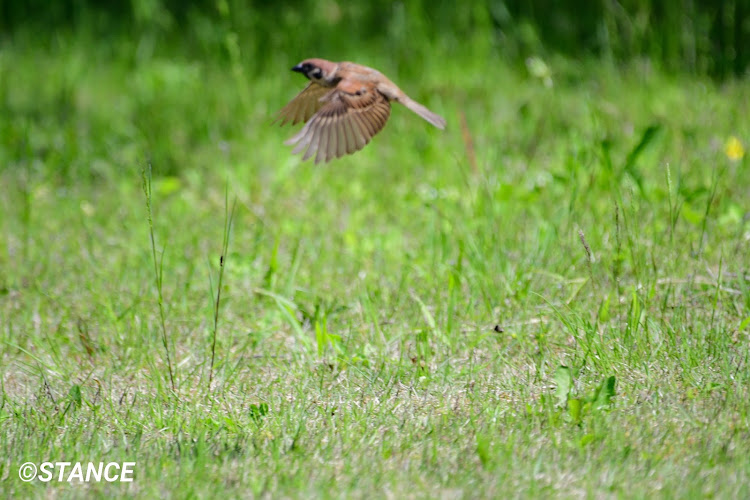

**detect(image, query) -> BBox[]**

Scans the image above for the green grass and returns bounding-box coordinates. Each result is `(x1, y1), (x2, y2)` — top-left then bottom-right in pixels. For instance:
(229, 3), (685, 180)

(1, 31), (749, 498)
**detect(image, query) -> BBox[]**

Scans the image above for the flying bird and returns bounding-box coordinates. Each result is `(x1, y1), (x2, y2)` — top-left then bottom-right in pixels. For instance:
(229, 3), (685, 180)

(277, 58), (446, 163)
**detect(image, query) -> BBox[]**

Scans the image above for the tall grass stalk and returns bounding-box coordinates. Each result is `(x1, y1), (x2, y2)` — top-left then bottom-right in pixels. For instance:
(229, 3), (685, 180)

(141, 163), (176, 394)
(208, 187), (237, 390)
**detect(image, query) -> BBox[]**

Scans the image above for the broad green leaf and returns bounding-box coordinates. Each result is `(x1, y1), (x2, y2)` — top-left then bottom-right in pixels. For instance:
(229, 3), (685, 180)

(579, 434), (595, 447)
(476, 434), (492, 469)
(568, 398), (582, 423)
(154, 176), (182, 197)
(554, 366), (572, 407)
(681, 203), (703, 225)
(249, 403), (269, 424)
(593, 376), (616, 410)
(69, 384), (82, 408)
(622, 124), (661, 195)
(598, 296), (611, 323)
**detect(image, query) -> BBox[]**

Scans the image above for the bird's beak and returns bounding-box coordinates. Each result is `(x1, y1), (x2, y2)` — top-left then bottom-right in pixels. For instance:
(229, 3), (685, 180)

(291, 64), (304, 73)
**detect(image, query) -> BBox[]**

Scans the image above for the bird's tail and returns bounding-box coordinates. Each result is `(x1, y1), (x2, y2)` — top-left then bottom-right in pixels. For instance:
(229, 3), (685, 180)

(400, 97), (446, 129)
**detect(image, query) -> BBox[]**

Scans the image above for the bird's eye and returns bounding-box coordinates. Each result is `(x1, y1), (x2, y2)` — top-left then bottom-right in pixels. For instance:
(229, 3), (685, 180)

(310, 68), (322, 78)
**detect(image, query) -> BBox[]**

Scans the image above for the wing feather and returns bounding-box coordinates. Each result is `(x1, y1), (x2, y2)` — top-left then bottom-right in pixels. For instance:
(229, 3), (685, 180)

(343, 120), (358, 153)
(325, 116), (338, 162)
(314, 116), (331, 164)
(348, 114), (369, 150)
(284, 84), (391, 163)
(276, 83), (331, 126)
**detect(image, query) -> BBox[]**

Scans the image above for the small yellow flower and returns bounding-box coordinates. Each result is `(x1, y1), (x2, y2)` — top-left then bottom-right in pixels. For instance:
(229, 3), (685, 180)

(725, 136), (745, 161)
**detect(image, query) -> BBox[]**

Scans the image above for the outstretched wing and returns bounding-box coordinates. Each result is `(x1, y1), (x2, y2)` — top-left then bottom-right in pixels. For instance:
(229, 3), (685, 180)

(285, 82), (391, 164)
(276, 83), (331, 126)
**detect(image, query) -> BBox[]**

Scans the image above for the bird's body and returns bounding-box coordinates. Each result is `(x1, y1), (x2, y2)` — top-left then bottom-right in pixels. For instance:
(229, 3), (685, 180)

(277, 58), (446, 163)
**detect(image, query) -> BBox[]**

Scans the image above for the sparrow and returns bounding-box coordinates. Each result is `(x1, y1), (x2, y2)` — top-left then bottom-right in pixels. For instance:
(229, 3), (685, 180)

(277, 58), (446, 163)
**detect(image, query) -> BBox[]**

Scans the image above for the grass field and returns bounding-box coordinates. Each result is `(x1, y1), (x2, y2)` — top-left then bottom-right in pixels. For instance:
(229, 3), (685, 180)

(1, 29), (750, 498)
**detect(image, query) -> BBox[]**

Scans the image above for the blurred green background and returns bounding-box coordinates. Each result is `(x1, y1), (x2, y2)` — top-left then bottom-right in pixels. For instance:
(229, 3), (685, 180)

(3, 0), (748, 78)
(2, 0), (747, 182)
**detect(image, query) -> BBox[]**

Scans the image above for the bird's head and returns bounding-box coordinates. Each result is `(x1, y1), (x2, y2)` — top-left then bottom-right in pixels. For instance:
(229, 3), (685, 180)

(292, 59), (338, 84)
